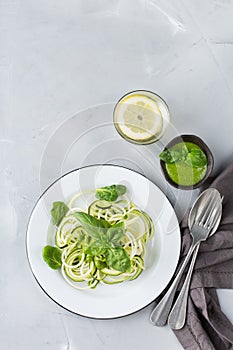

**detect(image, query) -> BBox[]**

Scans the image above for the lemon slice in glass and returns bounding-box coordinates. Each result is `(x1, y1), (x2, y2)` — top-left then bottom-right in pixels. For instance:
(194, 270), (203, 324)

(114, 91), (168, 144)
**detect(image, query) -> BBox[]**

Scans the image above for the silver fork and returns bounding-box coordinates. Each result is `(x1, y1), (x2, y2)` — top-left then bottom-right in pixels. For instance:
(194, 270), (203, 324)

(150, 188), (221, 326)
(168, 195), (222, 329)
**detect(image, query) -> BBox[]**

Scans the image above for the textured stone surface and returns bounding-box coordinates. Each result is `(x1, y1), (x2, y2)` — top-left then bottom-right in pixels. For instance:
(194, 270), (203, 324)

(1, 1), (233, 349)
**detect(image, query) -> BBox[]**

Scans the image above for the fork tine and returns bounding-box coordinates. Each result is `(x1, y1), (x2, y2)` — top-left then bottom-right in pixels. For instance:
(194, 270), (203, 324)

(194, 190), (218, 225)
(208, 208), (222, 235)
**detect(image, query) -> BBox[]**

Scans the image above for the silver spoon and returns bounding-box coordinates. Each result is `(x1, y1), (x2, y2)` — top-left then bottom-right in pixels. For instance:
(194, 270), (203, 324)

(168, 190), (222, 329)
(150, 188), (221, 326)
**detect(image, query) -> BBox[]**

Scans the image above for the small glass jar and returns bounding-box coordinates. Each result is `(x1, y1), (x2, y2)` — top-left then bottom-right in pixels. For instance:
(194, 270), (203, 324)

(113, 90), (170, 145)
(160, 134), (214, 190)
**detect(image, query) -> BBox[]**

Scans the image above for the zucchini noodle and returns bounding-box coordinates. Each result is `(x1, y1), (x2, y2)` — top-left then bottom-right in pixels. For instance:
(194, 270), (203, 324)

(54, 190), (154, 290)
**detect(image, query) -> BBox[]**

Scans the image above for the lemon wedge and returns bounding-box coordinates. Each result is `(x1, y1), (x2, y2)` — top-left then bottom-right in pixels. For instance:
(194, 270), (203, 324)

(114, 93), (163, 143)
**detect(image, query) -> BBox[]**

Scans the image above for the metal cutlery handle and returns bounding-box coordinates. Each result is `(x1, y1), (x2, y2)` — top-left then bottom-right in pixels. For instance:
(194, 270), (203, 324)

(168, 243), (200, 330)
(168, 196), (223, 330)
(150, 243), (196, 326)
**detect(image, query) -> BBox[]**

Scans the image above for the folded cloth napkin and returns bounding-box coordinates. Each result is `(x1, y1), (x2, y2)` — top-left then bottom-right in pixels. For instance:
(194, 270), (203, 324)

(173, 163), (233, 350)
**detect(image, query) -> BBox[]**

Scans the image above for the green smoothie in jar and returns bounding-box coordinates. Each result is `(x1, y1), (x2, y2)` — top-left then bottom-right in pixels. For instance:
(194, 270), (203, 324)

(159, 142), (208, 186)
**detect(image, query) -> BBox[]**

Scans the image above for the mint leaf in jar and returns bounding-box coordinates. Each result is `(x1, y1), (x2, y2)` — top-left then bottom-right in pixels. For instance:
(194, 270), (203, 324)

(159, 144), (188, 164)
(185, 148), (207, 167)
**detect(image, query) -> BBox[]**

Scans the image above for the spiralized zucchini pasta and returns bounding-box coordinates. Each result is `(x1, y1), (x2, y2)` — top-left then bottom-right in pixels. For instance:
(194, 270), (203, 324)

(42, 184), (154, 290)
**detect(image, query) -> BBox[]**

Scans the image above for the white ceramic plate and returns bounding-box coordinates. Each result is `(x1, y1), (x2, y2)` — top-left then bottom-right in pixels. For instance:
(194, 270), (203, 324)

(26, 165), (181, 319)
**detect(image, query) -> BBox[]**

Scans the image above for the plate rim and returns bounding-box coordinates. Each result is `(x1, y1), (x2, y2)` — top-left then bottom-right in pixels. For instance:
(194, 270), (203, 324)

(26, 163), (181, 319)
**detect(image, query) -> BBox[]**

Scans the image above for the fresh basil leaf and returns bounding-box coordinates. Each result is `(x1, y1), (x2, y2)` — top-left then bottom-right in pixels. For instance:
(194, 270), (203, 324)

(96, 186), (118, 201)
(106, 222), (125, 245)
(159, 145), (188, 164)
(185, 149), (207, 167)
(172, 147), (188, 162)
(115, 185), (127, 196)
(74, 212), (110, 228)
(159, 149), (175, 163)
(75, 231), (86, 245)
(106, 247), (131, 272)
(50, 201), (69, 226)
(74, 212), (109, 239)
(42, 245), (62, 270)
(85, 241), (108, 256)
(96, 184), (127, 202)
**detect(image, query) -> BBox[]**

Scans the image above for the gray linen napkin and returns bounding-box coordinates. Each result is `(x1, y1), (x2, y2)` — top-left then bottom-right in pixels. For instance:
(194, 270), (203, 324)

(173, 162), (233, 350)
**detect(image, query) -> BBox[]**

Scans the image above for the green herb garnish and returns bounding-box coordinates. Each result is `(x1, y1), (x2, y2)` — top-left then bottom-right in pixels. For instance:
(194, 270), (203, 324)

(159, 144), (188, 164)
(42, 245), (62, 269)
(50, 201), (69, 226)
(185, 148), (207, 167)
(159, 144), (207, 168)
(74, 212), (110, 240)
(106, 247), (131, 272)
(74, 212), (130, 272)
(95, 184), (127, 202)
(106, 222), (125, 245)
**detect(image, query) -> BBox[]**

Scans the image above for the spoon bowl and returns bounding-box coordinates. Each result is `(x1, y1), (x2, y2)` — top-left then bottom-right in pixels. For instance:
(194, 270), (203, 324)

(188, 188), (222, 238)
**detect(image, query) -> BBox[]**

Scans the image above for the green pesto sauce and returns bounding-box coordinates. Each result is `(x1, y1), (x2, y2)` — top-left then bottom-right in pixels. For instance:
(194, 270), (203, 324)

(165, 142), (207, 186)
